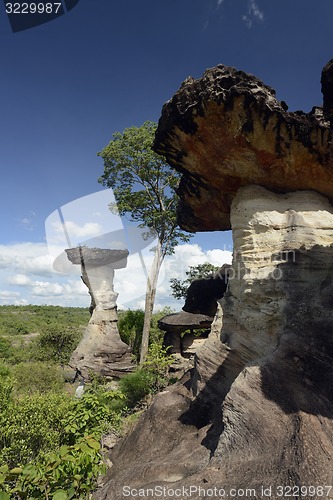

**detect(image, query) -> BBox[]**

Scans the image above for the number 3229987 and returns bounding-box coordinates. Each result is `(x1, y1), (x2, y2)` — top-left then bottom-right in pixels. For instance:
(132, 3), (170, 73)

(6, 3), (62, 14)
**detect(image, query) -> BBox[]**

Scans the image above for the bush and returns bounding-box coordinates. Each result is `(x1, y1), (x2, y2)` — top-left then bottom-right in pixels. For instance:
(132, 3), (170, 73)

(0, 436), (105, 499)
(118, 309), (144, 361)
(11, 362), (64, 395)
(142, 342), (174, 392)
(0, 379), (13, 412)
(119, 369), (153, 407)
(62, 389), (124, 445)
(0, 337), (12, 360)
(0, 362), (11, 378)
(0, 386), (125, 496)
(33, 323), (83, 364)
(0, 392), (70, 467)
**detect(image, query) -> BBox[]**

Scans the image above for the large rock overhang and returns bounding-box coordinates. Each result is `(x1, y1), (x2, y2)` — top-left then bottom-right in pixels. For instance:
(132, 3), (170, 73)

(153, 64), (333, 232)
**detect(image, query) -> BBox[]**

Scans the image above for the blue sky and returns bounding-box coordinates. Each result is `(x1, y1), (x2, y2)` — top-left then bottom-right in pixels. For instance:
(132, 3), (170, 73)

(0, 0), (332, 308)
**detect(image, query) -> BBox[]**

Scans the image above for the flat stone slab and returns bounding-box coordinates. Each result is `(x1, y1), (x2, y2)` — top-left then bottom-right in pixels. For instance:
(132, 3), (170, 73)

(65, 246), (129, 268)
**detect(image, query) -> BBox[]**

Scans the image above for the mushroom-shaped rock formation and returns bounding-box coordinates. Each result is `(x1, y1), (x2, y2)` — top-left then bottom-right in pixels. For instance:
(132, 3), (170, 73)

(158, 265), (230, 359)
(66, 246), (134, 380)
(154, 63), (333, 232)
(96, 63), (333, 499)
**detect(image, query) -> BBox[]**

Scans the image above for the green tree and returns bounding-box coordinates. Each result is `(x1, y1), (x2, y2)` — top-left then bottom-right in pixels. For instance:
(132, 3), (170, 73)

(170, 262), (220, 300)
(98, 121), (191, 363)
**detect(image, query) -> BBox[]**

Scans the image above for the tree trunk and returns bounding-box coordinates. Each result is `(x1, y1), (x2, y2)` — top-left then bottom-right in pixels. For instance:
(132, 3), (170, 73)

(140, 240), (163, 364)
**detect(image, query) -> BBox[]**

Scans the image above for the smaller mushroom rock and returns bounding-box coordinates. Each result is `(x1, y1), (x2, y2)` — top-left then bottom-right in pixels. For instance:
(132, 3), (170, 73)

(159, 265), (230, 358)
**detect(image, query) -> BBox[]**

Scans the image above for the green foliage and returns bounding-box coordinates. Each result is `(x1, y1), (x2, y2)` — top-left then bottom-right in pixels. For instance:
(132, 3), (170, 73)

(0, 436), (105, 499)
(119, 369), (154, 407)
(0, 379), (13, 412)
(142, 342), (174, 392)
(0, 306), (88, 367)
(118, 309), (144, 360)
(0, 392), (70, 467)
(0, 305), (177, 498)
(0, 337), (12, 360)
(118, 308), (173, 362)
(0, 386), (125, 497)
(98, 121), (191, 258)
(170, 262), (220, 300)
(120, 342), (174, 406)
(11, 362), (64, 395)
(0, 362), (11, 378)
(62, 389), (125, 444)
(0, 305), (89, 337)
(32, 323), (83, 364)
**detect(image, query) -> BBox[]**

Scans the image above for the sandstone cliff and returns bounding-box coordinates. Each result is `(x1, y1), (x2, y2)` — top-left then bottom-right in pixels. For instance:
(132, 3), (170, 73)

(96, 63), (333, 499)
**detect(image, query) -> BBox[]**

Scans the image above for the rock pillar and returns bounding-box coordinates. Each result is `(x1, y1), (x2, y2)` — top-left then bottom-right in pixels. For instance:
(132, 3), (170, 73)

(96, 186), (333, 498)
(66, 246), (134, 379)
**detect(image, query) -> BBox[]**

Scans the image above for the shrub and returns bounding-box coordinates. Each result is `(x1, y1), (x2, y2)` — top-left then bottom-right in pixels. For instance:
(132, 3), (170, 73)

(0, 362), (11, 378)
(0, 379), (13, 412)
(11, 362), (64, 395)
(118, 309), (144, 361)
(119, 369), (153, 407)
(32, 323), (83, 364)
(0, 392), (70, 467)
(142, 342), (174, 392)
(62, 389), (124, 445)
(0, 337), (12, 360)
(0, 436), (105, 499)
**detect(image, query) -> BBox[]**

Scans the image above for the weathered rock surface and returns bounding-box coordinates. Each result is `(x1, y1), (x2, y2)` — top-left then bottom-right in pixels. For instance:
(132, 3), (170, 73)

(66, 247), (134, 379)
(96, 62), (333, 499)
(96, 186), (333, 499)
(154, 64), (333, 232)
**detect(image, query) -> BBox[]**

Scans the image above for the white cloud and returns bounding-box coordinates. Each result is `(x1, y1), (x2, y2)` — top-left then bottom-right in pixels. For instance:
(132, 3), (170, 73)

(7, 274), (33, 286)
(242, 0), (264, 28)
(0, 243), (56, 277)
(51, 220), (104, 242)
(0, 291), (20, 299)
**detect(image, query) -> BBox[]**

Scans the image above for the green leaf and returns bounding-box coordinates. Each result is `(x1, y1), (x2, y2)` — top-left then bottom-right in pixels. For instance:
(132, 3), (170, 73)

(77, 442), (92, 454)
(0, 492), (11, 500)
(52, 491), (69, 500)
(59, 445), (69, 456)
(9, 467), (22, 475)
(85, 438), (100, 451)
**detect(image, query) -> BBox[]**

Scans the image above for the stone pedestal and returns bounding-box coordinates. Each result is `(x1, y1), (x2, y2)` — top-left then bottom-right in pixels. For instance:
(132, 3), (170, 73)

(66, 247), (134, 379)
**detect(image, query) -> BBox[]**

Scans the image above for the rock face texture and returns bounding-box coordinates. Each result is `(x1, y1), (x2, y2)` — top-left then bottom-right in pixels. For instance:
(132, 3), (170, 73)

(66, 247), (134, 379)
(96, 62), (333, 499)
